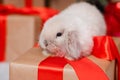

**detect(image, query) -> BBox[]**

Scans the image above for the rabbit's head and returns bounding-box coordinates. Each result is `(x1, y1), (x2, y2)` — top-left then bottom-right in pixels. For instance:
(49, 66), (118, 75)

(39, 16), (83, 59)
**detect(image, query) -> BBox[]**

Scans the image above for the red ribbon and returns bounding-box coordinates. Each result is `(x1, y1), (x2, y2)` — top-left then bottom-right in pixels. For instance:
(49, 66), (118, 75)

(104, 2), (120, 36)
(25, 0), (32, 7)
(38, 36), (120, 80)
(0, 15), (6, 61)
(67, 58), (109, 80)
(92, 36), (115, 60)
(38, 57), (67, 80)
(0, 5), (59, 24)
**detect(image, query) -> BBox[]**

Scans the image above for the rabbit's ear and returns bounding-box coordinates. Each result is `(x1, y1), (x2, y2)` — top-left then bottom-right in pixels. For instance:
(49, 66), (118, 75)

(65, 31), (81, 59)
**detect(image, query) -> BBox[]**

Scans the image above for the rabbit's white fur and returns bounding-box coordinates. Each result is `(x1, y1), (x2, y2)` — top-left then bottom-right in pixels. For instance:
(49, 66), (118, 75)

(39, 2), (106, 60)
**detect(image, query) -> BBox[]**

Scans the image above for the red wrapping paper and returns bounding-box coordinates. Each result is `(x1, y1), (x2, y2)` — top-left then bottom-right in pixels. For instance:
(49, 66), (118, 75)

(104, 2), (120, 36)
(38, 36), (120, 80)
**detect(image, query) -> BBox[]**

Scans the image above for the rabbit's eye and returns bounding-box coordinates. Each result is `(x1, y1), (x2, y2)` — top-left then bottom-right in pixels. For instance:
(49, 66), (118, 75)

(56, 32), (62, 37)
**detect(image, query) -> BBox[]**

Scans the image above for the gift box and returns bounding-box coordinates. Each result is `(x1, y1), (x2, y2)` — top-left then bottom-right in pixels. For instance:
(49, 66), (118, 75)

(10, 48), (79, 80)
(0, 4), (59, 62)
(0, 15), (41, 62)
(2, 0), (45, 8)
(10, 36), (120, 80)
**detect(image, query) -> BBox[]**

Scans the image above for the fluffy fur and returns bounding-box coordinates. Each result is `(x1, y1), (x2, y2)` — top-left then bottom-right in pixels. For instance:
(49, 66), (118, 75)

(39, 2), (106, 60)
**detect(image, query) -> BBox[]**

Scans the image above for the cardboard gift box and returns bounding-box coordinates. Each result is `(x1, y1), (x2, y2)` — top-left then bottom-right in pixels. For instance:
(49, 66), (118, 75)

(0, 15), (41, 62)
(10, 48), (79, 80)
(1, 0), (45, 8)
(10, 36), (120, 80)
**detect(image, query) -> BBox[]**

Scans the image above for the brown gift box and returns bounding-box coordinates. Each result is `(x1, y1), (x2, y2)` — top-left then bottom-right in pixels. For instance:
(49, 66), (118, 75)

(10, 38), (120, 80)
(4, 15), (41, 62)
(10, 48), (79, 80)
(1, 0), (44, 8)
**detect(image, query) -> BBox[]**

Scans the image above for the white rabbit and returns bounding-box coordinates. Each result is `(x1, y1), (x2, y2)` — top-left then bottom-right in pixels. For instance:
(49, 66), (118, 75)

(39, 2), (106, 60)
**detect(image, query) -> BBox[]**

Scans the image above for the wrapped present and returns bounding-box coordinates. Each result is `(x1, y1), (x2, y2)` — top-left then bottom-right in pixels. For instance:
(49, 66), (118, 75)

(0, 5), (58, 62)
(2, 0), (45, 8)
(0, 14), (41, 62)
(10, 36), (120, 80)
